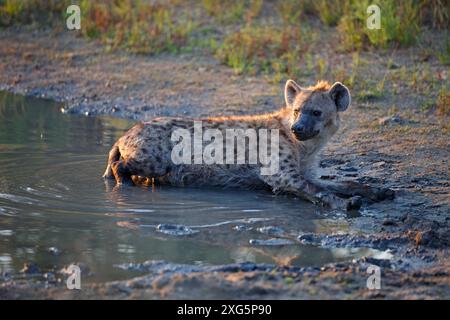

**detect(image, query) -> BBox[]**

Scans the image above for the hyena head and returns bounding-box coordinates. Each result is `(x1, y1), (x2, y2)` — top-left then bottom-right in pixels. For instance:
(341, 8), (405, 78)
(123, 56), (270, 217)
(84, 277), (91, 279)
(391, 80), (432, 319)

(284, 79), (351, 142)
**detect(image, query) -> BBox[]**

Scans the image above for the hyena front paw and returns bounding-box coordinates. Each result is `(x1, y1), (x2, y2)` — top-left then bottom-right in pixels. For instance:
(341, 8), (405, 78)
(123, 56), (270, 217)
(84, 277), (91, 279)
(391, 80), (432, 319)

(330, 182), (393, 203)
(373, 187), (395, 201)
(316, 192), (362, 211)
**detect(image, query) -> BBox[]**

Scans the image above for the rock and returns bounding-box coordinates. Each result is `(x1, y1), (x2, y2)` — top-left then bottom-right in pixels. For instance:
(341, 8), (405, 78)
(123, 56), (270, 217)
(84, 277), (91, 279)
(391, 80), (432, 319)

(372, 161), (386, 168)
(387, 61), (401, 69)
(319, 175), (336, 180)
(378, 115), (404, 126)
(60, 262), (90, 275)
(249, 238), (294, 246)
(297, 233), (321, 245)
(375, 188), (395, 201)
(361, 256), (392, 268)
(414, 229), (450, 248)
(156, 224), (198, 236)
(319, 158), (345, 168)
(256, 226), (284, 236)
(338, 166), (358, 172)
(20, 262), (40, 274)
(48, 247), (61, 256)
(382, 219), (397, 226)
(233, 225), (252, 231)
(44, 272), (56, 283)
(347, 196), (363, 211)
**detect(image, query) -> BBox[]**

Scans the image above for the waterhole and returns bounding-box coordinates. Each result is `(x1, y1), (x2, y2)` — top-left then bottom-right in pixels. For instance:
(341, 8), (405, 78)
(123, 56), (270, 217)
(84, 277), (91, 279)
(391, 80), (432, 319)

(0, 91), (389, 282)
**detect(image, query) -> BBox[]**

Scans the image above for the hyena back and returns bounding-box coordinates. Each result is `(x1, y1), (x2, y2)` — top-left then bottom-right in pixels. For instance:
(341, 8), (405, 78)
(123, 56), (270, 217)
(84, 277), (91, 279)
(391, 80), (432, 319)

(104, 80), (394, 210)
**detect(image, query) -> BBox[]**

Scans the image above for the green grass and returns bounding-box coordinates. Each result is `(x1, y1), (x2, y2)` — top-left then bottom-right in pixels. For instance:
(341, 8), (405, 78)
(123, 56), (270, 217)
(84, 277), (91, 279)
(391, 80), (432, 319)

(0, 0), (448, 74)
(201, 0), (263, 24)
(0, 0), (69, 26)
(355, 88), (384, 103)
(337, 0), (421, 50)
(215, 25), (314, 75)
(436, 35), (450, 66)
(277, 0), (308, 25)
(79, 0), (196, 54)
(314, 0), (344, 27)
(0, 0), (196, 54)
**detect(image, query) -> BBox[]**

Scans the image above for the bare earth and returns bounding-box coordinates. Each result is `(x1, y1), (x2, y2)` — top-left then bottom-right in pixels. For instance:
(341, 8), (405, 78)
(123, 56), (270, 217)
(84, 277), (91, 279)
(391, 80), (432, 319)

(0, 28), (448, 299)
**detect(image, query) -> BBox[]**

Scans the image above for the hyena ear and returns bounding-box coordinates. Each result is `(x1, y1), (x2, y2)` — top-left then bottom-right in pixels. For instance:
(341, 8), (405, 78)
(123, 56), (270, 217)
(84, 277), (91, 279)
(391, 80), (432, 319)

(284, 79), (302, 108)
(329, 82), (351, 112)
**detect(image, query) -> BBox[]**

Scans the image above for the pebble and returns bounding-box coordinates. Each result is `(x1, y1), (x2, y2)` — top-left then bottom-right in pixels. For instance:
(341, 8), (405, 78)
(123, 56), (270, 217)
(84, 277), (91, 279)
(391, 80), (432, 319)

(249, 238), (294, 246)
(378, 115), (404, 126)
(372, 161), (386, 168)
(382, 219), (397, 226)
(297, 233), (322, 245)
(156, 224), (198, 236)
(60, 262), (90, 275)
(233, 225), (252, 231)
(48, 247), (61, 256)
(256, 226), (284, 236)
(338, 166), (358, 172)
(44, 272), (56, 283)
(21, 262), (40, 274)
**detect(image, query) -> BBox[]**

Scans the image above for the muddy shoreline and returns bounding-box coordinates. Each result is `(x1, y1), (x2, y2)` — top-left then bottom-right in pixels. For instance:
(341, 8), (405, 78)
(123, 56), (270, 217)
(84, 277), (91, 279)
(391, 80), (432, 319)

(0, 28), (449, 299)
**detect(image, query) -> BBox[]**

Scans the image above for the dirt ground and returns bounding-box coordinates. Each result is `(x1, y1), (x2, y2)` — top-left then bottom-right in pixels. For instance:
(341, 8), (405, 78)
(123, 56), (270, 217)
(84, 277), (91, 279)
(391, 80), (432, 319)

(0, 28), (448, 299)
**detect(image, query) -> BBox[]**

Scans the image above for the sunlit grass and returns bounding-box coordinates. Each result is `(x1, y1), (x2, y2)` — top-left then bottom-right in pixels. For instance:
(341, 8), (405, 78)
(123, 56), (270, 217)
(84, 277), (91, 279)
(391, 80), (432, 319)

(80, 0), (196, 54)
(337, 0), (421, 50)
(0, 0), (447, 76)
(215, 25), (314, 76)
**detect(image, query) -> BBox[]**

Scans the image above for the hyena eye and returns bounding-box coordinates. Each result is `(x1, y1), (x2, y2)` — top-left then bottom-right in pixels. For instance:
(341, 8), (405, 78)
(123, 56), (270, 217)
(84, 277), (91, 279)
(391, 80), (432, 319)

(313, 110), (322, 117)
(293, 109), (300, 117)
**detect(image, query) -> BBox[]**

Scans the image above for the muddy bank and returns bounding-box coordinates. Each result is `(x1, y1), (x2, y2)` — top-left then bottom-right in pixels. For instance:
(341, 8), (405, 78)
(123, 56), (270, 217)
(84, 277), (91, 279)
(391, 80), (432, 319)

(0, 28), (449, 299)
(1, 256), (449, 299)
(1, 218), (448, 299)
(0, 28), (278, 120)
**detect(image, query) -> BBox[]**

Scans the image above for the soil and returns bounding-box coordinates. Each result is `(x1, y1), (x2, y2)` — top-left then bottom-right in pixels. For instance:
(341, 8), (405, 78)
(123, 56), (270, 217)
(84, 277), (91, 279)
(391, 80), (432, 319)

(0, 27), (448, 300)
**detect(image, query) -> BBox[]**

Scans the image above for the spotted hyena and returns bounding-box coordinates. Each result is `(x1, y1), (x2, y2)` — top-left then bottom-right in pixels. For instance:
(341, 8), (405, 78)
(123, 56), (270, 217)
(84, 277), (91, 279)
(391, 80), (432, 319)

(103, 80), (394, 210)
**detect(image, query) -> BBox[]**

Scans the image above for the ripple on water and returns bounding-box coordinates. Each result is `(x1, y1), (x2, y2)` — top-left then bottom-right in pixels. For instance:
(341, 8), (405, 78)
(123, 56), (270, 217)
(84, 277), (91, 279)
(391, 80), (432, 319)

(0, 230), (13, 236)
(0, 206), (19, 216)
(0, 193), (43, 206)
(23, 186), (63, 199)
(0, 254), (12, 273)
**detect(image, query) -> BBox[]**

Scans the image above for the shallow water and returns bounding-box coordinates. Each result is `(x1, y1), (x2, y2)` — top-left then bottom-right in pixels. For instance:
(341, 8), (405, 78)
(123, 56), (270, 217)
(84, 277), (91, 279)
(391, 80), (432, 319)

(0, 91), (388, 282)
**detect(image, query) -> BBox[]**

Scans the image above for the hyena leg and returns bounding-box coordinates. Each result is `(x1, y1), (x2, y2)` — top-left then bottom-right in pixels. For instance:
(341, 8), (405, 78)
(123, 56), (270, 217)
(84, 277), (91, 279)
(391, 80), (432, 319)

(321, 181), (395, 202)
(103, 144), (120, 179)
(263, 172), (361, 211)
(289, 180), (362, 211)
(111, 160), (134, 186)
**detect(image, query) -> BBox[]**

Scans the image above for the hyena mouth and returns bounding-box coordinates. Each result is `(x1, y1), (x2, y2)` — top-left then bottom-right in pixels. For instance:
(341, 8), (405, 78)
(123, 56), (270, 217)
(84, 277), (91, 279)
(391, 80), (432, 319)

(293, 130), (320, 141)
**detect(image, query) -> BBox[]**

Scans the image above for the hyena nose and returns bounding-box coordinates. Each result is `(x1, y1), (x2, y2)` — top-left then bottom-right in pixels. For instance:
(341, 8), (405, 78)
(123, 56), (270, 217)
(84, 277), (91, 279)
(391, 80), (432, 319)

(291, 125), (305, 135)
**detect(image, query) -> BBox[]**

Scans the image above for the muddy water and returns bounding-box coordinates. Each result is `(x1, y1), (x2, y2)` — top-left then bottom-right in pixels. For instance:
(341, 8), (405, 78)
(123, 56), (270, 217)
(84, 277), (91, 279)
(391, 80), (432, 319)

(0, 91), (388, 282)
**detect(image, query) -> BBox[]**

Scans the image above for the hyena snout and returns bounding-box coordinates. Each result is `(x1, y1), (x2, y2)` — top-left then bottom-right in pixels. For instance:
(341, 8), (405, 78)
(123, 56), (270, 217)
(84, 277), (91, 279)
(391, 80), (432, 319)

(291, 114), (320, 141)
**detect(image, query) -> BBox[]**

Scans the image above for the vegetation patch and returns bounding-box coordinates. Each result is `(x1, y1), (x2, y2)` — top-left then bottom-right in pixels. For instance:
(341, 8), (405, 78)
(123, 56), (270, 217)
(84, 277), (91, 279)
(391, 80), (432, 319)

(215, 25), (313, 75)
